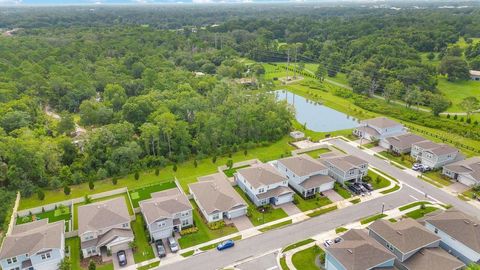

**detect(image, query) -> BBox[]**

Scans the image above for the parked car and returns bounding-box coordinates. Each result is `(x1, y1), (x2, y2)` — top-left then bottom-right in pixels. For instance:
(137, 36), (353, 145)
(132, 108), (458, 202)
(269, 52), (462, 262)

(421, 165), (431, 172)
(155, 240), (166, 258)
(412, 163), (422, 171)
(117, 250), (127, 266)
(334, 237), (342, 244)
(354, 183), (368, 193)
(168, 236), (179, 253)
(347, 184), (361, 195)
(323, 239), (333, 247)
(362, 182), (374, 191)
(217, 239), (235, 251)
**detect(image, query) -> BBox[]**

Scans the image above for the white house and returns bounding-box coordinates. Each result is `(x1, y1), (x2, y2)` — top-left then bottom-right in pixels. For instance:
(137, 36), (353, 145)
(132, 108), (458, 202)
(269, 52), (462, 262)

(411, 140), (462, 169)
(77, 197), (134, 258)
(470, 70), (480, 81)
(0, 220), (65, 270)
(139, 188), (193, 241)
(235, 163), (294, 207)
(380, 133), (428, 154)
(289, 131), (305, 140)
(425, 209), (480, 264)
(353, 117), (406, 141)
(320, 155), (369, 184)
(276, 154), (335, 198)
(442, 157), (480, 187)
(189, 173), (248, 223)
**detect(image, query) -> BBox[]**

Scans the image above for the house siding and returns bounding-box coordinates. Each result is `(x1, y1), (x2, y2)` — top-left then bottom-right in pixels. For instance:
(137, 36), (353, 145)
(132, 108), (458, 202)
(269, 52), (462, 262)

(235, 172), (291, 207)
(325, 253), (346, 270)
(80, 222), (132, 258)
(275, 162), (333, 197)
(368, 229), (404, 260)
(0, 248), (64, 270)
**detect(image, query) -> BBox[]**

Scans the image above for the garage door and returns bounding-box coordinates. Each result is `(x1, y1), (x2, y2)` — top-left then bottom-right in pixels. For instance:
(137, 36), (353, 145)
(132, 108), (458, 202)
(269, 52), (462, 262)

(275, 193), (293, 205)
(152, 229), (172, 241)
(228, 207), (247, 219)
(459, 176), (477, 187)
(319, 181), (335, 192)
(110, 243), (130, 254)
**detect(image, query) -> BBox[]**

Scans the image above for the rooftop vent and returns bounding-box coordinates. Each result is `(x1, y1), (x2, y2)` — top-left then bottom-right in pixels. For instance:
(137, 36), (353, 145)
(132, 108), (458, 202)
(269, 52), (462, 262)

(396, 231), (403, 235)
(347, 249), (353, 254)
(464, 220), (471, 224)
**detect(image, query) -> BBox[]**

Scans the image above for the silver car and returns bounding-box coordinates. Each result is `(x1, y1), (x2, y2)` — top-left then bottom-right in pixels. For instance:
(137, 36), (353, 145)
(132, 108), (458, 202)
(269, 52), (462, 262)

(168, 236), (179, 253)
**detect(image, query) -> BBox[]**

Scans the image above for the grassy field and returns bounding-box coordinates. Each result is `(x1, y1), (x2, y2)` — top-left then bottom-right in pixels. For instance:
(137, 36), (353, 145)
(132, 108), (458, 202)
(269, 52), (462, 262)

(19, 136), (295, 210)
(223, 165), (250, 177)
(437, 77), (480, 112)
(129, 181), (177, 208)
(378, 151), (414, 168)
(399, 201), (430, 211)
(131, 214), (155, 263)
(307, 205), (337, 218)
(16, 206), (71, 232)
(423, 171), (452, 186)
(178, 200), (238, 249)
(291, 245), (323, 270)
(294, 194), (332, 212)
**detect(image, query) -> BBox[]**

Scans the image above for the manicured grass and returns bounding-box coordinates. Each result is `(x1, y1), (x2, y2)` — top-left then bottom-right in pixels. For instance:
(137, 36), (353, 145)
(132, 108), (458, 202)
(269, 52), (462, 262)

(349, 198), (360, 204)
(363, 142), (378, 149)
(66, 237), (113, 270)
(380, 185), (400, 195)
(365, 170), (391, 190)
(97, 264), (114, 270)
(291, 245), (324, 270)
(438, 77), (480, 112)
(16, 206), (71, 232)
(129, 181), (177, 208)
(131, 214), (155, 263)
(419, 176), (443, 188)
(378, 151), (414, 168)
(20, 136), (295, 210)
(178, 200), (238, 249)
(137, 262), (160, 270)
(233, 186), (288, 226)
(399, 201), (430, 211)
(280, 256), (290, 270)
(294, 194), (332, 212)
(180, 250), (194, 257)
(404, 207), (438, 219)
(334, 183), (352, 199)
(223, 165), (250, 177)
(360, 213), (387, 225)
(458, 194), (471, 201)
(283, 239), (315, 252)
(198, 235), (242, 251)
(335, 227), (348, 234)
(73, 193), (133, 230)
(423, 171), (452, 186)
(307, 205), (338, 218)
(389, 218), (397, 223)
(259, 220), (293, 232)
(291, 121), (354, 142)
(302, 148), (331, 158)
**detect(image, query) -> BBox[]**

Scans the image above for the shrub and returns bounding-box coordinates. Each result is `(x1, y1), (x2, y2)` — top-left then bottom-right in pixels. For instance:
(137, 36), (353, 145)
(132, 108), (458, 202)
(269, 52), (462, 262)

(63, 186), (71, 195)
(173, 164), (178, 172)
(207, 220), (225, 230)
(212, 156), (217, 163)
(226, 159), (233, 169)
(112, 177), (118, 185)
(88, 260), (96, 270)
(194, 160), (198, 168)
(155, 168), (160, 176)
(37, 190), (45, 200)
(88, 180), (94, 190)
(180, 227), (199, 236)
(134, 171), (140, 181)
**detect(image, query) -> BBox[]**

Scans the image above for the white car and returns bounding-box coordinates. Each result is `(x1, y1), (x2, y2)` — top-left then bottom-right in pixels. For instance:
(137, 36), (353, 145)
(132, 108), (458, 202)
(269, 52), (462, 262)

(323, 239), (333, 247)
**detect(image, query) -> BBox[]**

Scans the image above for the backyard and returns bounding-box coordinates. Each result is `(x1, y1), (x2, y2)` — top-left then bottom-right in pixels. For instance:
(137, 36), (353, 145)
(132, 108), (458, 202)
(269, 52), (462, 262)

(129, 181), (177, 208)
(16, 205), (71, 232)
(223, 165), (250, 177)
(131, 214), (155, 263)
(291, 245), (324, 270)
(301, 148), (331, 158)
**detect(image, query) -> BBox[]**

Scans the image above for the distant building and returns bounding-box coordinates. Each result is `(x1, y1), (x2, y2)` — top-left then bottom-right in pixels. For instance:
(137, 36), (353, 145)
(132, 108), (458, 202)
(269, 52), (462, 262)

(320, 155), (369, 184)
(289, 131), (305, 140)
(411, 141), (462, 169)
(442, 157), (480, 187)
(380, 133), (428, 154)
(470, 70), (480, 81)
(353, 117), (406, 141)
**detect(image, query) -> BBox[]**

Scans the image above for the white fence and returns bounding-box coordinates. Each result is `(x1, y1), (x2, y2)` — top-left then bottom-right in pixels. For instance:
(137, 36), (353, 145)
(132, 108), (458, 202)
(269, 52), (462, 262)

(291, 143), (331, 156)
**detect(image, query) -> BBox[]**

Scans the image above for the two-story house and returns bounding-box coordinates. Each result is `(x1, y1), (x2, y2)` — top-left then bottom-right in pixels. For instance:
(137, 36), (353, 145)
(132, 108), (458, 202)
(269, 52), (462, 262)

(276, 154), (335, 198)
(78, 197), (134, 258)
(368, 219), (464, 270)
(139, 188), (193, 241)
(189, 173), (248, 223)
(411, 140), (462, 169)
(380, 133), (428, 155)
(425, 209), (480, 264)
(235, 163), (294, 207)
(442, 157), (480, 187)
(0, 220), (65, 270)
(353, 117), (406, 141)
(320, 155), (369, 184)
(325, 229), (396, 270)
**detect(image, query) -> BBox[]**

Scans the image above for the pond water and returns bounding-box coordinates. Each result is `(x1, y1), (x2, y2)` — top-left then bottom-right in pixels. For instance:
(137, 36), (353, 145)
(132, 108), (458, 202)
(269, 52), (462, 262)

(274, 90), (359, 132)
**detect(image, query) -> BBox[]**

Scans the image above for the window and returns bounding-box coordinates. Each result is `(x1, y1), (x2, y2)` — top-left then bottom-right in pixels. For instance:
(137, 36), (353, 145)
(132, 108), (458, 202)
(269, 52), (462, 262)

(434, 228), (438, 234)
(212, 213), (220, 220)
(10, 267), (19, 270)
(122, 223), (128, 228)
(157, 221), (166, 227)
(386, 243), (394, 252)
(182, 219), (189, 226)
(7, 257), (17, 264)
(41, 252), (51, 260)
(258, 188), (265, 193)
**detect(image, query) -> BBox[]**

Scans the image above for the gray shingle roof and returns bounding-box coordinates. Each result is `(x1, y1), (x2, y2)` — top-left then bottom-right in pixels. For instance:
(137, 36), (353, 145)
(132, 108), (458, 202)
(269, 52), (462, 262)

(77, 197), (131, 235)
(0, 220), (64, 259)
(413, 141), (459, 156)
(361, 117), (402, 129)
(425, 209), (480, 253)
(384, 133), (428, 150)
(256, 186), (293, 200)
(368, 219), (440, 254)
(189, 173), (247, 215)
(402, 248), (464, 270)
(237, 163), (287, 189)
(300, 174), (335, 190)
(321, 155), (368, 172)
(277, 154), (327, 176)
(326, 229), (395, 270)
(139, 188), (192, 225)
(444, 157), (480, 182)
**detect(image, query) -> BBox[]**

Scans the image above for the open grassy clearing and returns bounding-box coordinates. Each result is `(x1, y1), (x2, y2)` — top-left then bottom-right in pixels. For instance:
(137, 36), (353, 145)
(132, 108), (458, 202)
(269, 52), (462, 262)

(437, 77), (480, 112)
(291, 245), (324, 270)
(129, 181), (177, 208)
(131, 214), (155, 263)
(223, 165), (250, 177)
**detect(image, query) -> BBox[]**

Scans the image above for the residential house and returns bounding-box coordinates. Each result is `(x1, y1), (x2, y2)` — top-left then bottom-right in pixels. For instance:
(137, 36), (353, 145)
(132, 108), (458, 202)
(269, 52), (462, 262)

(139, 188), (193, 241)
(189, 173), (248, 223)
(470, 70), (480, 81)
(442, 157), (480, 187)
(353, 117), (406, 141)
(368, 218), (464, 270)
(289, 131), (305, 140)
(411, 141), (462, 169)
(235, 163), (294, 206)
(380, 133), (428, 154)
(0, 220), (65, 270)
(325, 229), (396, 270)
(78, 197), (134, 258)
(425, 209), (480, 264)
(276, 154), (335, 198)
(320, 155), (369, 184)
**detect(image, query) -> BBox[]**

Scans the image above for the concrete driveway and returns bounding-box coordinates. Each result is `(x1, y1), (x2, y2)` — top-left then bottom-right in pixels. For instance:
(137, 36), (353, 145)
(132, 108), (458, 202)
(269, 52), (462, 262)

(278, 202), (301, 216)
(323, 190), (344, 203)
(446, 182), (470, 194)
(231, 216), (254, 231)
(113, 249), (134, 270)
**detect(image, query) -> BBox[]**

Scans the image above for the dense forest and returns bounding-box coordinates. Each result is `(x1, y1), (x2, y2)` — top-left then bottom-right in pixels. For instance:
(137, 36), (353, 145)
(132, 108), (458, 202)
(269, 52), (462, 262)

(1, 3), (480, 226)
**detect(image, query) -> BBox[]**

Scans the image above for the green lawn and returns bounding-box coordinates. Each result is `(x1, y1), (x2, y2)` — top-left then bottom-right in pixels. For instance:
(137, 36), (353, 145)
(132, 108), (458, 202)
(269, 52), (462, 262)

(73, 193), (134, 230)
(334, 183), (351, 199)
(66, 237), (113, 270)
(349, 198), (360, 204)
(223, 165), (250, 177)
(16, 206), (71, 232)
(291, 245), (324, 270)
(294, 194), (332, 212)
(178, 200), (238, 249)
(381, 185), (400, 194)
(423, 171), (452, 186)
(233, 186), (288, 226)
(283, 239), (315, 252)
(301, 148), (331, 158)
(378, 151), (414, 168)
(259, 220), (292, 232)
(438, 77), (480, 112)
(365, 170), (391, 190)
(307, 205), (338, 218)
(137, 262), (160, 270)
(129, 181), (177, 208)
(399, 201), (430, 211)
(131, 214), (155, 263)
(20, 136), (295, 210)
(280, 256), (290, 270)
(360, 213), (387, 225)
(335, 227), (348, 234)
(404, 207), (439, 219)
(180, 250), (194, 257)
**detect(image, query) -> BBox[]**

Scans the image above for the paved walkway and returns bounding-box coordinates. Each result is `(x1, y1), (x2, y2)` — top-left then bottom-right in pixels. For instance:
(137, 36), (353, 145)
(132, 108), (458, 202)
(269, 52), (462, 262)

(323, 190), (343, 203)
(279, 202), (302, 216)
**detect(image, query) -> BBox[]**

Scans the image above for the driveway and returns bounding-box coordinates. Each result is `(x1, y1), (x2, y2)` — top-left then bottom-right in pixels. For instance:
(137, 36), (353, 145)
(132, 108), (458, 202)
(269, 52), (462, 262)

(113, 249), (134, 270)
(230, 216), (254, 231)
(278, 202), (301, 216)
(446, 182), (470, 194)
(323, 190), (344, 203)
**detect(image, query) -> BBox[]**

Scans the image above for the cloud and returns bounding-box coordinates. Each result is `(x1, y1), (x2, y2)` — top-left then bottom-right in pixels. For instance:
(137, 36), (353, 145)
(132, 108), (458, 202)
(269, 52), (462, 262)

(0, 0), (22, 4)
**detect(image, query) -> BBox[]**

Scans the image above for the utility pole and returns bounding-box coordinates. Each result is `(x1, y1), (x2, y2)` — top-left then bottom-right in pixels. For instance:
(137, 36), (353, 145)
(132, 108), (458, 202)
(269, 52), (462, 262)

(293, 45), (298, 79)
(286, 48), (290, 82)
